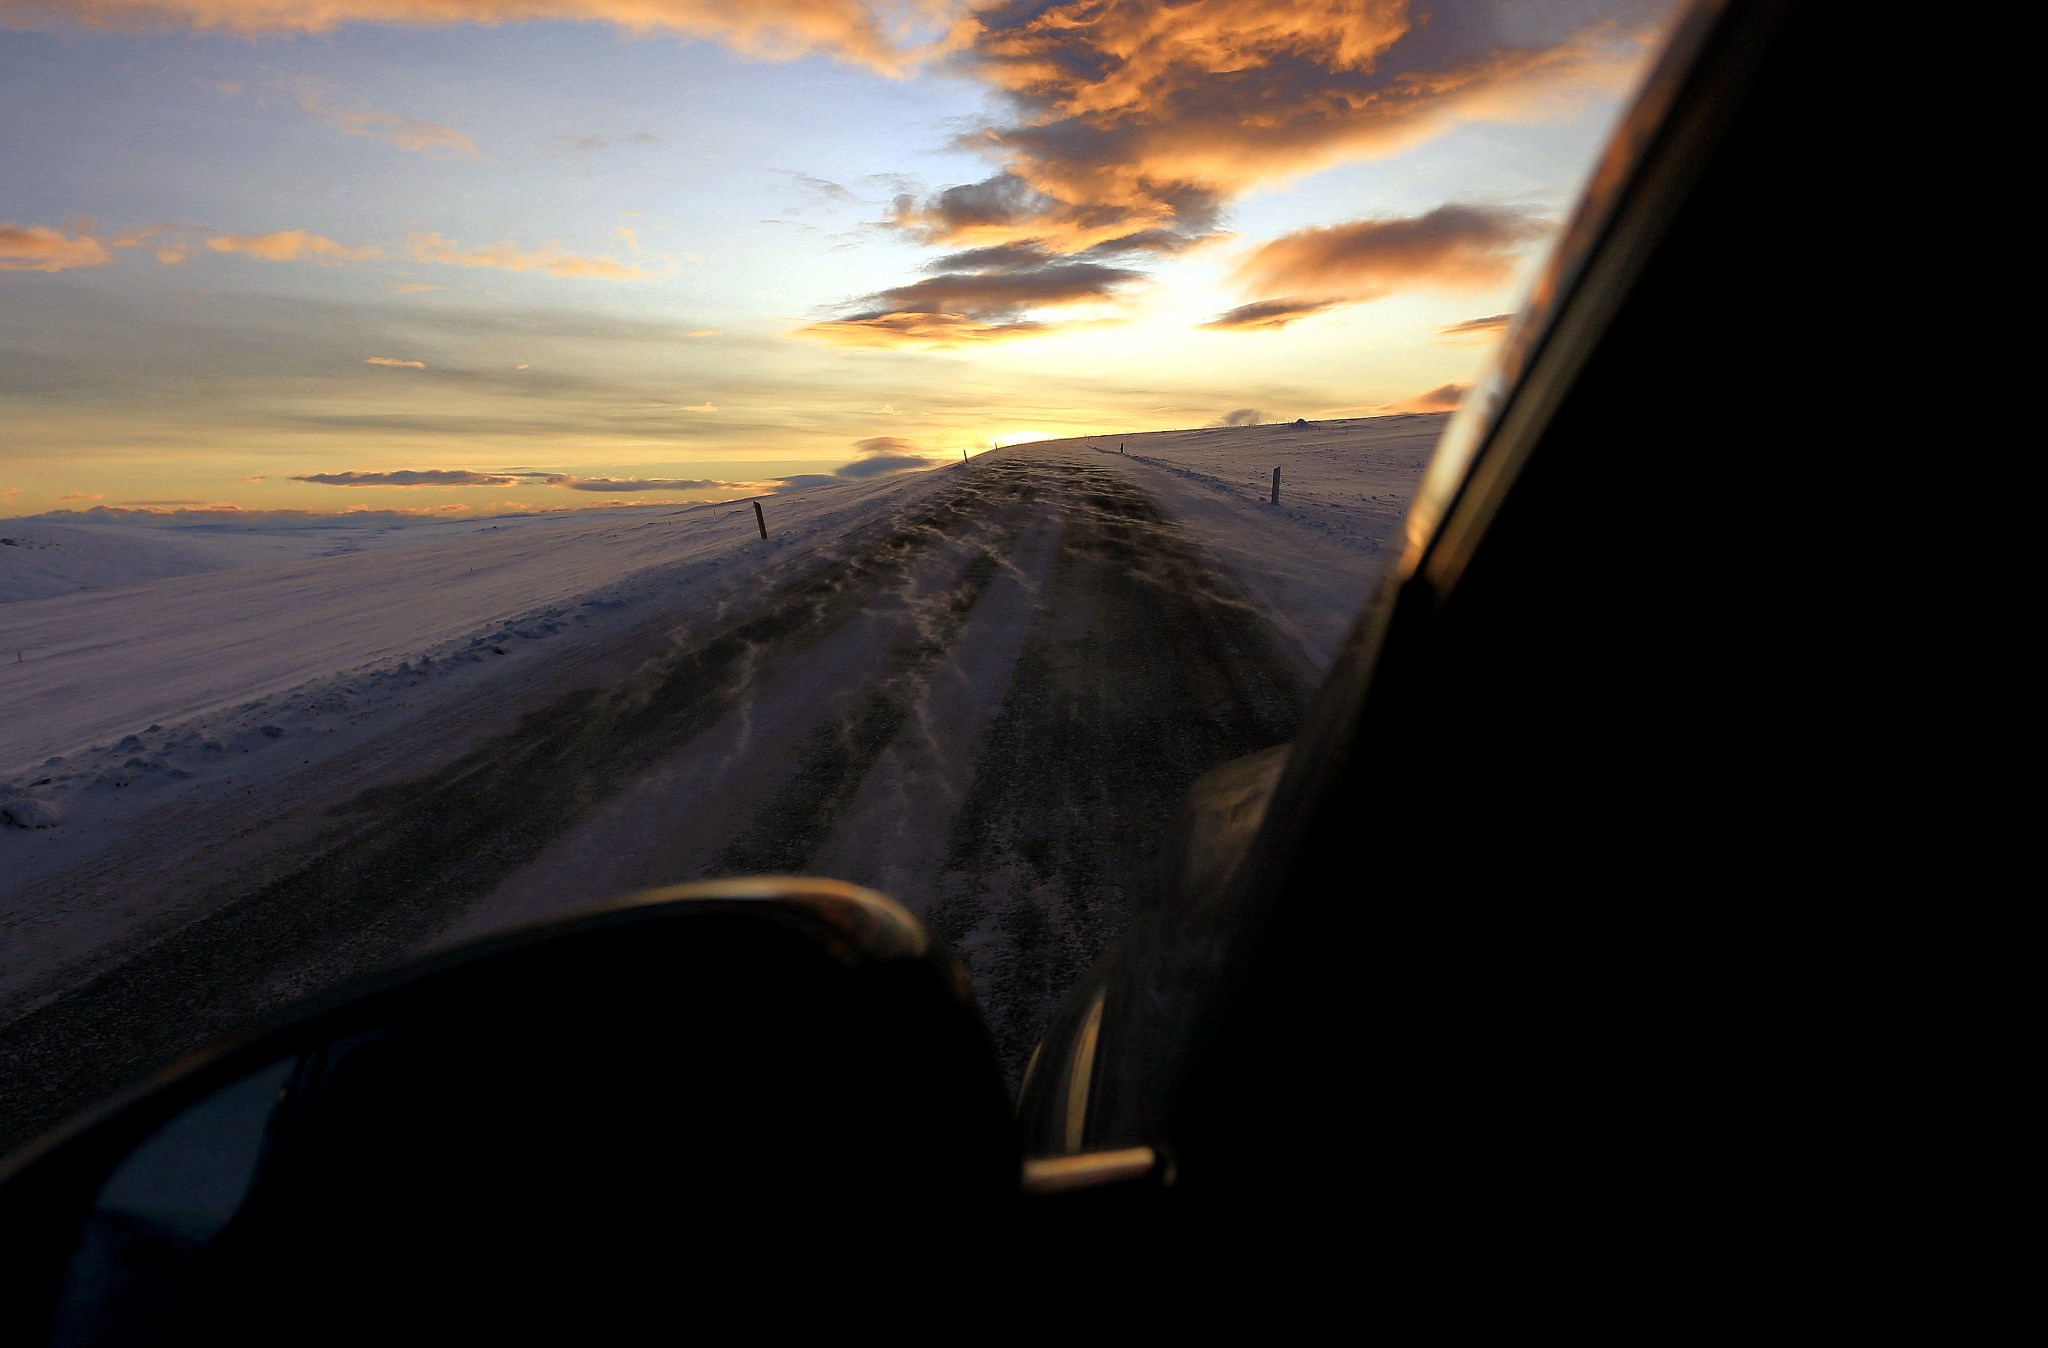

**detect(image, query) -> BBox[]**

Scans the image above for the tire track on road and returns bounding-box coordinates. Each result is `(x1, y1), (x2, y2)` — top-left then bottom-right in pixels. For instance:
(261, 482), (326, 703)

(921, 460), (1312, 1082)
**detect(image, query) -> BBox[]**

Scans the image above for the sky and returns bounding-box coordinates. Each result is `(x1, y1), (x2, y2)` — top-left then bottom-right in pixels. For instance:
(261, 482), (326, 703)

(0, 0), (1678, 518)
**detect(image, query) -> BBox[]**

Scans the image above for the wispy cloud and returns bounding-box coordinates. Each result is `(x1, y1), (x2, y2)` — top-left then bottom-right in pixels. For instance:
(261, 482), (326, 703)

(296, 79), (478, 156)
(554, 476), (724, 492)
(1437, 312), (1514, 341)
(363, 356), (427, 370)
(10, 0), (974, 75)
(408, 231), (668, 280)
(293, 469), (519, 487)
(110, 223), (193, 264)
(1, 222), (113, 272)
(1201, 297), (1346, 332)
(207, 229), (386, 263)
(559, 131), (663, 154)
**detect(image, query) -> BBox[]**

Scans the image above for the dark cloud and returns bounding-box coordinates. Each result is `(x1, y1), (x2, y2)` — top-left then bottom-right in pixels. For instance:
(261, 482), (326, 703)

(872, 259), (1140, 316)
(832, 435), (931, 478)
(889, 174), (1048, 241)
(887, 173), (1224, 259)
(798, 246), (1141, 348)
(924, 242), (1062, 272)
(292, 469), (519, 487)
(1201, 297), (1347, 331)
(1207, 408), (1265, 428)
(773, 436), (932, 488)
(834, 453), (927, 479)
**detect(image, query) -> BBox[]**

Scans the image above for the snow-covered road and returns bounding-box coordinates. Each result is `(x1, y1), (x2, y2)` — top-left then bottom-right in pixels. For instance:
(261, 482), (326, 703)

(0, 417), (1439, 1152)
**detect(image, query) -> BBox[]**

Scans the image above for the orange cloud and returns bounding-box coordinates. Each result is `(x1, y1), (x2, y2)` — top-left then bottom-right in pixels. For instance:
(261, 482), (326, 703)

(1205, 207), (1547, 330)
(407, 231), (666, 280)
(364, 356), (428, 369)
(6, 0), (970, 74)
(296, 80), (479, 155)
(0, 222), (113, 272)
(879, 1), (1664, 257)
(207, 229), (386, 263)
(1236, 205), (1547, 296)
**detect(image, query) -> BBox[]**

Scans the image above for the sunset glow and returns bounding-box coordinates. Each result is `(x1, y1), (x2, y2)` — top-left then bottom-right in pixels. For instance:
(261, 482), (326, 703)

(1, 0), (1677, 518)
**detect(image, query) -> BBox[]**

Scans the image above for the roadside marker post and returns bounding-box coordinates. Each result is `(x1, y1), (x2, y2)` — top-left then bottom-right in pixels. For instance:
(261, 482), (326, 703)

(1271, 467), (1280, 506)
(753, 501), (767, 539)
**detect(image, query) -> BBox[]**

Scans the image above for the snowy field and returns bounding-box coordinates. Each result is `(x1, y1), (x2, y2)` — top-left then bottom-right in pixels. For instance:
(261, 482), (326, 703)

(0, 414), (1443, 1019)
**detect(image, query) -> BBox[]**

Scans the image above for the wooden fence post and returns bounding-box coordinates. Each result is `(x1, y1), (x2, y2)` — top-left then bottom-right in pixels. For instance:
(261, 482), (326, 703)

(1270, 466), (1280, 505)
(753, 501), (767, 539)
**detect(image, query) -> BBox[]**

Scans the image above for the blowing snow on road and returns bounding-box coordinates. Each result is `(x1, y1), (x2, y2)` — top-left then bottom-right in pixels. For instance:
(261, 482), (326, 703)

(0, 418), (1439, 1151)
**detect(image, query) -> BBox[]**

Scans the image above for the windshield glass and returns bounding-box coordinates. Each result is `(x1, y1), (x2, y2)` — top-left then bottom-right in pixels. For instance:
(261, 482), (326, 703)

(0, 0), (1682, 1148)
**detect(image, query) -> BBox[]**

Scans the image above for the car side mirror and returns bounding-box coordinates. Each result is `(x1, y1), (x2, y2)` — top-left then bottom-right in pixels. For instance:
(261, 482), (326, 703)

(0, 878), (1017, 1340)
